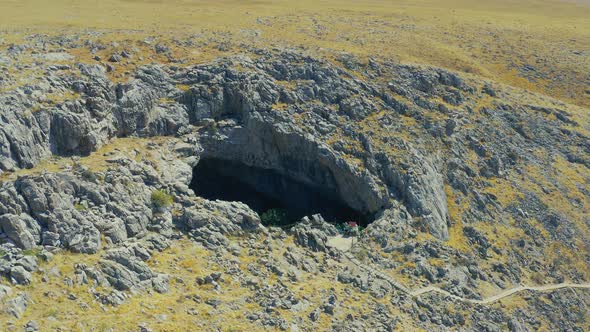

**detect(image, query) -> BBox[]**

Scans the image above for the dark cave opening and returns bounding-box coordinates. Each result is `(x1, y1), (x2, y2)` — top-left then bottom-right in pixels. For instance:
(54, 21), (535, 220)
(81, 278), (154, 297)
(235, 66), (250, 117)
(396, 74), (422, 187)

(190, 157), (372, 227)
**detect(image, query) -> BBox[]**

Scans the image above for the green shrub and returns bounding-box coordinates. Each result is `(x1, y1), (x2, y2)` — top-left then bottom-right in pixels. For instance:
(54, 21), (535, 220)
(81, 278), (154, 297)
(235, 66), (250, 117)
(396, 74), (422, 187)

(354, 247), (369, 262)
(151, 190), (174, 209)
(22, 247), (41, 256)
(260, 208), (290, 227)
(43, 307), (60, 318)
(0, 249), (6, 258)
(74, 203), (87, 211)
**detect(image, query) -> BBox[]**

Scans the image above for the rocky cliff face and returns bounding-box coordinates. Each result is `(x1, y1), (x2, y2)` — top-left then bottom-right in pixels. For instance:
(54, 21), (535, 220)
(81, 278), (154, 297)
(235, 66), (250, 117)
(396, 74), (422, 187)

(0, 37), (588, 331)
(1, 53), (458, 240)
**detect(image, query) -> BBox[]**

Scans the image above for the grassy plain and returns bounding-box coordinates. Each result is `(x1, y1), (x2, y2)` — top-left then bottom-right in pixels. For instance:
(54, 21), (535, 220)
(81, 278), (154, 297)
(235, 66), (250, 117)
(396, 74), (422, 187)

(0, 0), (588, 106)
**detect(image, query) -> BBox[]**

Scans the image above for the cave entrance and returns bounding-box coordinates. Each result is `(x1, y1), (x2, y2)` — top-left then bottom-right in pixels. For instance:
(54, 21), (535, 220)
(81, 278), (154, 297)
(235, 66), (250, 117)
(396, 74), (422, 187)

(190, 157), (371, 227)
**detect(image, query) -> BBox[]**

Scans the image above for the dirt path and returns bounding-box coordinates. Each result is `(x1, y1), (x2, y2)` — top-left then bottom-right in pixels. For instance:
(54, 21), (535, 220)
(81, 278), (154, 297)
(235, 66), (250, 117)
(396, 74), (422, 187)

(326, 235), (354, 251)
(331, 239), (590, 305)
(407, 283), (590, 304)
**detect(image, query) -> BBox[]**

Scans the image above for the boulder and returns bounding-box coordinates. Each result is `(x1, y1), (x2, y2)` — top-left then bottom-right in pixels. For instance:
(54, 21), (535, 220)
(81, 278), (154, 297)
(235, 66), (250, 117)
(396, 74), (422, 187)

(0, 284), (12, 301)
(5, 292), (30, 318)
(0, 214), (37, 249)
(292, 214), (338, 252)
(10, 266), (32, 285)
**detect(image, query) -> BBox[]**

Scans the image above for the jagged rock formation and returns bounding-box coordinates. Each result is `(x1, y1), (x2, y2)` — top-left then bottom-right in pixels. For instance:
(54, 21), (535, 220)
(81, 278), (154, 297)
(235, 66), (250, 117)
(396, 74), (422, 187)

(0, 53), (457, 241)
(0, 40), (588, 331)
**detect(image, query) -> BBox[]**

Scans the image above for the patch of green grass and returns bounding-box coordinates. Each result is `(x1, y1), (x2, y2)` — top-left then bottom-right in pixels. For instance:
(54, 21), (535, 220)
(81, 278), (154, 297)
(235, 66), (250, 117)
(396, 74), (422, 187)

(151, 190), (174, 209)
(43, 307), (60, 318)
(74, 203), (87, 211)
(22, 247), (42, 256)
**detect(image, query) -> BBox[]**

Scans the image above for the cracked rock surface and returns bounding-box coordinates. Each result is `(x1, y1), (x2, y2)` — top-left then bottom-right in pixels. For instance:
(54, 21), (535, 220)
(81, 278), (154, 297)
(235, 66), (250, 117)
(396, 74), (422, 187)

(0, 35), (589, 331)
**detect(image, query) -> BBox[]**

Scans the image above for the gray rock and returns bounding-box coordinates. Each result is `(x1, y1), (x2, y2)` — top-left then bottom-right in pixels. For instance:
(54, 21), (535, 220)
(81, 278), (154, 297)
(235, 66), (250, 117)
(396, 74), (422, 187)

(16, 255), (38, 272)
(95, 290), (127, 306)
(309, 308), (321, 322)
(379, 151), (449, 240)
(37, 249), (54, 262)
(292, 215), (338, 252)
(154, 44), (170, 54)
(109, 54), (122, 62)
(0, 45), (587, 331)
(0, 214), (37, 249)
(5, 292), (29, 318)
(10, 266), (32, 285)
(100, 246), (154, 290)
(151, 274), (170, 293)
(199, 113), (389, 216)
(0, 284), (12, 301)
(182, 200), (261, 248)
(508, 318), (527, 332)
(205, 298), (222, 308)
(24, 320), (39, 332)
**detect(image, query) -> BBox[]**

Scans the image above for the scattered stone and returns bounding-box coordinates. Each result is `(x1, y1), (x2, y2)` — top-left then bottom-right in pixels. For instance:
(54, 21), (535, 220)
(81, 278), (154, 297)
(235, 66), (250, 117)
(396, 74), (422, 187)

(205, 298), (222, 308)
(109, 54), (122, 62)
(24, 320), (39, 332)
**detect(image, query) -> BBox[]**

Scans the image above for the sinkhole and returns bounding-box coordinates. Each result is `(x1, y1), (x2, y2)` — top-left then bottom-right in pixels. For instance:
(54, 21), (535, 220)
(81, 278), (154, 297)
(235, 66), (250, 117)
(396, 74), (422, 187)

(190, 157), (372, 227)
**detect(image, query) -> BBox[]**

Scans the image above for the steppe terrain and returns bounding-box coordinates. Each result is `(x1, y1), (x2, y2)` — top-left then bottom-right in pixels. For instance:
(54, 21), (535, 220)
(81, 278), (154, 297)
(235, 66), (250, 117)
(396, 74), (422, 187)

(2, 0), (589, 106)
(0, 0), (589, 331)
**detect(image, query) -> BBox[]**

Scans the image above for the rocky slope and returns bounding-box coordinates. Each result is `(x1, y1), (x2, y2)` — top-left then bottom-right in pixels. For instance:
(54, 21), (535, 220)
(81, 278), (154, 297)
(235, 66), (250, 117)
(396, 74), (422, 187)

(0, 35), (589, 331)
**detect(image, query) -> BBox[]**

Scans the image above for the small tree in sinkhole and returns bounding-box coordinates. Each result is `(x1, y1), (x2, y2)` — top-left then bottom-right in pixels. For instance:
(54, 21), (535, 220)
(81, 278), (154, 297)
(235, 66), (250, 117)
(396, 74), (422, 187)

(260, 208), (290, 227)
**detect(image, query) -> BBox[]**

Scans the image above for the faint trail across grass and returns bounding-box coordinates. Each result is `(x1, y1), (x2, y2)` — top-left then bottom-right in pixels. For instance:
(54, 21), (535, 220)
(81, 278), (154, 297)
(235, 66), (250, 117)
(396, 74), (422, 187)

(334, 240), (590, 305)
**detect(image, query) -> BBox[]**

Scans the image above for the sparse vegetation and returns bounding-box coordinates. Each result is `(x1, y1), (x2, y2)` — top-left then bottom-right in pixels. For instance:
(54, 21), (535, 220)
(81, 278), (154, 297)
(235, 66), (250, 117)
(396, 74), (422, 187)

(260, 208), (290, 227)
(353, 246), (370, 262)
(22, 247), (42, 257)
(0, 1), (588, 330)
(0, 0), (587, 107)
(151, 190), (174, 209)
(74, 203), (87, 211)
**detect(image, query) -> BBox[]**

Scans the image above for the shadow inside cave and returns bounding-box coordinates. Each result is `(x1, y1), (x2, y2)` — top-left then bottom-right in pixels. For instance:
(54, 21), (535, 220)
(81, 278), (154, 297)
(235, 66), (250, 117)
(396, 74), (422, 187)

(190, 157), (372, 227)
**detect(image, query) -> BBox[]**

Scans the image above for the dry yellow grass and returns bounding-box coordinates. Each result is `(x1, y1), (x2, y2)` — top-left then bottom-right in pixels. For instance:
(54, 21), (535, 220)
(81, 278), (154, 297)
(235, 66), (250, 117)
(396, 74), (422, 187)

(1, 236), (425, 331)
(0, 0), (588, 106)
(0, 1), (588, 329)
(2, 239), (247, 331)
(444, 184), (471, 253)
(0, 136), (176, 183)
